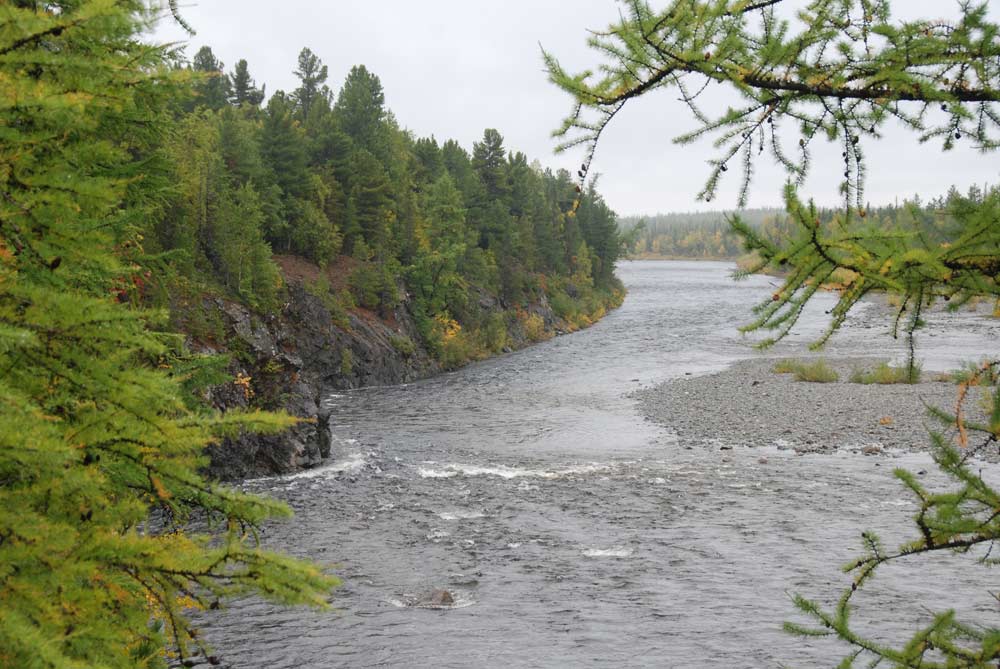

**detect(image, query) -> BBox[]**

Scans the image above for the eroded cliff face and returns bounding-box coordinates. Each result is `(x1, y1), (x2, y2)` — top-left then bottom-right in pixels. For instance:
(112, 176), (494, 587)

(188, 282), (438, 480)
(186, 278), (576, 479)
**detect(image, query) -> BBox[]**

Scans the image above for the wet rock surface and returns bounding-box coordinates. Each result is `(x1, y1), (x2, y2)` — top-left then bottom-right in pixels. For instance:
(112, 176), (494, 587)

(192, 282), (439, 480)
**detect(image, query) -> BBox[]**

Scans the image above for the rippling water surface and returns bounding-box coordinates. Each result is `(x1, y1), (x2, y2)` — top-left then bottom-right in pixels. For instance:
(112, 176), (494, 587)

(206, 261), (999, 668)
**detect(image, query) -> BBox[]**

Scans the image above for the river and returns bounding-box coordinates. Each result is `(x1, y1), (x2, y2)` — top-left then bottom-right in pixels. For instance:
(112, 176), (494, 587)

(205, 260), (999, 667)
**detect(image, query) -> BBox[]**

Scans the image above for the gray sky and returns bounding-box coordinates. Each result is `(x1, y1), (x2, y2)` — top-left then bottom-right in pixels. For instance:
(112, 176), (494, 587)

(155, 1), (1000, 217)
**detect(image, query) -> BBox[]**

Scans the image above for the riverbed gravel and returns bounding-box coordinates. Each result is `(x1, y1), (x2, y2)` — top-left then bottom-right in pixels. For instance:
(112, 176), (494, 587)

(636, 356), (996, 458)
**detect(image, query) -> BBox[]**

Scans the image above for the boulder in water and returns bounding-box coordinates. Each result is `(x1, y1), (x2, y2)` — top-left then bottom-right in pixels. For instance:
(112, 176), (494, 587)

(425, 589), (454, 606)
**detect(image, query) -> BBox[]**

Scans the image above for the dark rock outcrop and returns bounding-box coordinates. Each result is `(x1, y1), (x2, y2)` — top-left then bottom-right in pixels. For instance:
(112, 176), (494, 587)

(190, 282), (437, 480)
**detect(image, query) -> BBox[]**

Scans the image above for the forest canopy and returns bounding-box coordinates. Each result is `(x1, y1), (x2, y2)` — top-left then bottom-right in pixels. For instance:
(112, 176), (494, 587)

(151, 46), (625, 363)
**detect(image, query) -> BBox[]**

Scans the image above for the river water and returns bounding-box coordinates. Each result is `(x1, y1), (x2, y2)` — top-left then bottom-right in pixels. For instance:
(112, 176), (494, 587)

(206, 261), (999, 668)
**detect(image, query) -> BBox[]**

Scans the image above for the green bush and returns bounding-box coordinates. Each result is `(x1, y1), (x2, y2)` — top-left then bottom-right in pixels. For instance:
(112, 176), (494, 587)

(773, 359), (839, 383)
(482, 312), (510, 353)
(521, 312), (550, 342)
(438, 329), (483, 369)
(548, 289), (577, 320)
(389, 334), (416, 357)
(793, 360), (839, 383)
(349, 263), (400, 311)
(850, 361), (921, 384)
(772, 359), (800, 374)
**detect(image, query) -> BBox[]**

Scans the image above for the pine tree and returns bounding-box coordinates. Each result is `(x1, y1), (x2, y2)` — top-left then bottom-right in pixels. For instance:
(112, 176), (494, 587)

(472, 128), (511, 202)
(334, 65), (388, 158)
(230, 58), (265, 107)
(549, 1), (1000, 665)
(191, 45), (232, 110)
(346, 149), (394, 255)
(407, 174), (468, 324)
(292, 47), (329, 120)
(0, 4), (335, 667)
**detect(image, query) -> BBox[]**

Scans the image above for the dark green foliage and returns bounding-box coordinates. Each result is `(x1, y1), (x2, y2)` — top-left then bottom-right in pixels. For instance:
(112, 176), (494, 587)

(472, 128), (510, 202)
(191, 46), (231, 110)
(293, 47), (329, 119)
(345, 149), (393, 254)
(148, 45), (623, 368)
(335, 65), (388, 157)
(349, 261), (399, 312)
(230, 58), (265, 107)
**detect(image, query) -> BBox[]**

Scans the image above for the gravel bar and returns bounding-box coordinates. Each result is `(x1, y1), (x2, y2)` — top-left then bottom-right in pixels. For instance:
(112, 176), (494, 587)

(636, 356), (995, 458)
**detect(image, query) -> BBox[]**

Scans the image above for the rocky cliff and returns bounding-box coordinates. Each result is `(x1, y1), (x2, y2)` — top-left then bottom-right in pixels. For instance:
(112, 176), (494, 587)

(182, 280), (436, 480)
(184, 268), (576, 480)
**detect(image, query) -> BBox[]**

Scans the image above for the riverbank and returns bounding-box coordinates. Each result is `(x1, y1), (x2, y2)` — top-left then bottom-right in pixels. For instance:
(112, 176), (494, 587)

(637, 357), (989, 455)
(185, 256), (624, 480)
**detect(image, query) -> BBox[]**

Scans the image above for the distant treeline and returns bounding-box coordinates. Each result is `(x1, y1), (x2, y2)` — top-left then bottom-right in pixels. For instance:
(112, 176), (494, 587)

(620, 185), (993, 260)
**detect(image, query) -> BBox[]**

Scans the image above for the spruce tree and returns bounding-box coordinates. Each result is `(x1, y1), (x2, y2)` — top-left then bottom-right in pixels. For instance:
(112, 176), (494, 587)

(0, 3), (335, 667)
(335, 65), (388, 158)
(230, 58), (265, 107)
(549, 1), (1000, 665)
(292, 47), (329, 120)
(191, 45), (232, 111)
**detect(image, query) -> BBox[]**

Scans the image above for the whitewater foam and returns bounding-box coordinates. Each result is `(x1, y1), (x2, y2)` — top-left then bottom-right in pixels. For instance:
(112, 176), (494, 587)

(416, 462), (614, 480)
(284, 452), (368, 480)
(582, 546), (634, 558)
(437, 510), (486, 521)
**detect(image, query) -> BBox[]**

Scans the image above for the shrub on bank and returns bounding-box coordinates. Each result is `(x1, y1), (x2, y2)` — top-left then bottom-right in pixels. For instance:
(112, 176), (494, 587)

(772, 359), (839, 383)
(519, 312), (551, 342)
(850, 361), (921, 384)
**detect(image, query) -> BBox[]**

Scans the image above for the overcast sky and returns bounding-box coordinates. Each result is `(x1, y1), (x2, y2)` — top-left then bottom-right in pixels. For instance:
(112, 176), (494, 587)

(154, 1), (1000, 217)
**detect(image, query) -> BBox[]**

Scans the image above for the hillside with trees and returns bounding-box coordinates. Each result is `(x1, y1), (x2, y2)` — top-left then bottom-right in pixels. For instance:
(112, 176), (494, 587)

(135, 47), (628, 478)
(0, 7), (626, 663)
(153, 47), (624, 364)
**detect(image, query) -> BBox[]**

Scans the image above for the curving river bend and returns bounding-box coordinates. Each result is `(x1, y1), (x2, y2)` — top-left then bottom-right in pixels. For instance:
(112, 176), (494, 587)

(206, 261), (998, 668)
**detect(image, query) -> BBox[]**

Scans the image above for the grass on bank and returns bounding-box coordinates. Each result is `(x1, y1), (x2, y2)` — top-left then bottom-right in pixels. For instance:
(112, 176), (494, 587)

(850, 361), (922, 385)
(772, 359), (840, 383)
(948, 360), (1000, 385)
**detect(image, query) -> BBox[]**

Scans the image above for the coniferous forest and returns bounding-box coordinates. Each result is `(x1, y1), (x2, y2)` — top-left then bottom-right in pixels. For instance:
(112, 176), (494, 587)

(155, 46), (624, 365)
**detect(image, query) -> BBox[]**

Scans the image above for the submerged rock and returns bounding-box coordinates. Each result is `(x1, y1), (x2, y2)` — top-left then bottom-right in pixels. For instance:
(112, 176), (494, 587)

(424, 589), (454, 606)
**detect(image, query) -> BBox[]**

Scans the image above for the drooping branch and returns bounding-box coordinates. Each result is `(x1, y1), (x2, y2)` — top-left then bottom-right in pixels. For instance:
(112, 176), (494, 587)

(548, 0), (1000, 206)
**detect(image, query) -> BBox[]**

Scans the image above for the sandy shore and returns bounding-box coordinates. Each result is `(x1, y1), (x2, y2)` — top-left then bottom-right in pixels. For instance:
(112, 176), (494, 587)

(636, 356), (995, 458)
